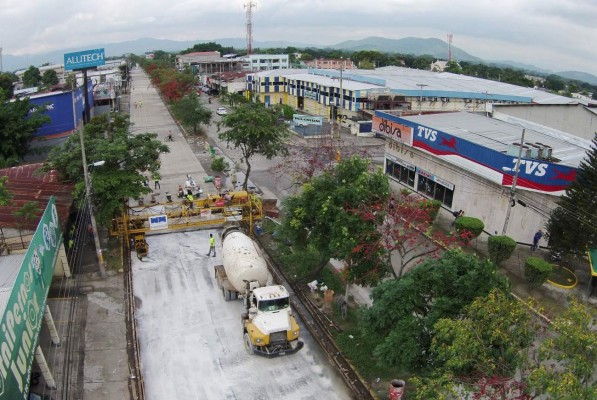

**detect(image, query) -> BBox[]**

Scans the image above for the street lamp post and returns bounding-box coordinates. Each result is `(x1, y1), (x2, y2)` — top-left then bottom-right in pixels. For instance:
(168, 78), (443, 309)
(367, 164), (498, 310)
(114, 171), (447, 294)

(501, 129), (526, 236)
(83, 157), (108, 278)
(416, 83), (428, 115)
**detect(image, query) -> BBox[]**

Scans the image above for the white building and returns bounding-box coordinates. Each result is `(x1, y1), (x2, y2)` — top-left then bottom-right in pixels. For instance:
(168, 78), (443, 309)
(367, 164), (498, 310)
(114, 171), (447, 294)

(376, 111), (592, 245)
(243, 54), (289, 71)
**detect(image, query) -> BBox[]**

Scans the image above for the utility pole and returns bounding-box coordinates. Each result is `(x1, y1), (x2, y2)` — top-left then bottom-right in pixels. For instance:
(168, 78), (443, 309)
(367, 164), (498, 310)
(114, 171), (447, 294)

(71, 81), (107, 278)
(416, 83), (428, 115)
(501, 129), (526, 236)
(334, 66), (343, 138)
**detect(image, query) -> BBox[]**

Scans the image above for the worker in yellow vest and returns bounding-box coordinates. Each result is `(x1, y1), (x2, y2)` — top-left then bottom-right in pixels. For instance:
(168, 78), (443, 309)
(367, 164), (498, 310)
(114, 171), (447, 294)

(207, 233), (216, 257)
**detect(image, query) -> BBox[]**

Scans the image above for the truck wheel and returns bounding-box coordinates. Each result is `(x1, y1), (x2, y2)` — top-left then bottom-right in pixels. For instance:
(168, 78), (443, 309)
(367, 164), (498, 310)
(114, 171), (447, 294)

(244, 333), (254, 355)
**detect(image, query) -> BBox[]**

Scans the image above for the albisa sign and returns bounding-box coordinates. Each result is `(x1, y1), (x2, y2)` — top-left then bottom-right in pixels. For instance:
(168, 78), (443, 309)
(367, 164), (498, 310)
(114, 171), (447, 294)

(64, 48), (105, 71)
(0, 197), (61, 399)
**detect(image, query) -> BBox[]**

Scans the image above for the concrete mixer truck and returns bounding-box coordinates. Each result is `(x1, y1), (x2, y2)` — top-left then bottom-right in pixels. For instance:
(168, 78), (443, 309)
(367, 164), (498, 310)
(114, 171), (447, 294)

(214, 226), (304, 358)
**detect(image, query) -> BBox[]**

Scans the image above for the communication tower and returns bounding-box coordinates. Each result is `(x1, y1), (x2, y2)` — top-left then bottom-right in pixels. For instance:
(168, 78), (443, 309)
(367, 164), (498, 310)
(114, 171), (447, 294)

(447, 33), (453, 62)
(244, 1), (256, 55)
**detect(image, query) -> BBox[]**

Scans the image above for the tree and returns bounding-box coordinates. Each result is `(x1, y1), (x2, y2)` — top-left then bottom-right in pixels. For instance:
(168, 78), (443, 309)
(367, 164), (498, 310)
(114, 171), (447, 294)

(41, 69), (59, 86)
(488, 235), (517, 266)
(280, 156), (390, 285)
(22, 66), (42, 87)
(360, 250), (509, 372)
(13, 201), (41, 245)
(0, 176), (12, 206)
(269, 133), (377, 194)
(0, 91), (50, 165)
(528, 298), (597, 399)
(45, 113), (168, 225)
(412, 290), (536, 399)
(0, 72), (17, 98)
(444, 60), (462, 74)
(220, 92), (248, 107)
(218, 102), (290, 190)
(547, 135), (597, 254)
(171, 92), (211, 135)
(381, 192), (466, 277)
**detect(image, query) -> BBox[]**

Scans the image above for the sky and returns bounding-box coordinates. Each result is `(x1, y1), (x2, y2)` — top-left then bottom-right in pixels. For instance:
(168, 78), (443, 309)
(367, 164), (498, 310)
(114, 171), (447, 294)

(1, 0), (596, 76)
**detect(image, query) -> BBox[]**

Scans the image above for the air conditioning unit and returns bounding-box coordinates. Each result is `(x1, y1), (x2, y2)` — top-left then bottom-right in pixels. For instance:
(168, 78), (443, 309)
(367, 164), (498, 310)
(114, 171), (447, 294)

(465, 98), (472, 103)
(527, 144), (540, 159)
(432, 97), (438, 102)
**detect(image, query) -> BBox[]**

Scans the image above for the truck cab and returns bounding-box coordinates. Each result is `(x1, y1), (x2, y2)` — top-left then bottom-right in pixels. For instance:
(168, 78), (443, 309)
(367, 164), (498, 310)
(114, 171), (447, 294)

(242, 285), (303, 357)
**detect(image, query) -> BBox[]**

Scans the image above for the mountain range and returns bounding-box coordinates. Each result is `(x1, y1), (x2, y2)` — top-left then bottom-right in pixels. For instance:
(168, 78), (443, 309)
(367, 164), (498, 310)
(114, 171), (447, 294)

(3, 36), (597, 86)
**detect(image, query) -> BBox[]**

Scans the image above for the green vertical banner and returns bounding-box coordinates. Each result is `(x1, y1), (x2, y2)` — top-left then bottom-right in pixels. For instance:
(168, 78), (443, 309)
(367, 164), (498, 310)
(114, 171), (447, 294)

(0, 197), (61, 399)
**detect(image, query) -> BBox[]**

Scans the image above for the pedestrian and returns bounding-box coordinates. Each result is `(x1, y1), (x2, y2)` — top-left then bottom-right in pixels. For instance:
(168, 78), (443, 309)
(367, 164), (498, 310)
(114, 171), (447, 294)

(154, 178), (160, 190)
(134, 101), (137, 109)
(138, 100), (142, 108)
(178, 185), (184, 198)
(531, 229), (543, 251)
(389, 196), (395, 211)
(143, 176), (150, 187)
(207, 233), (216, 257)
(451, 209), (464, 227)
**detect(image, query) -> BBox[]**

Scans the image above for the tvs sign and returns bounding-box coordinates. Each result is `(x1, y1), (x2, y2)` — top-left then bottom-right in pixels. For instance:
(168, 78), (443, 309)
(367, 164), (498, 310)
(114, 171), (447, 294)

(64, 48), (105, 71)
(372, 115), (413, 146)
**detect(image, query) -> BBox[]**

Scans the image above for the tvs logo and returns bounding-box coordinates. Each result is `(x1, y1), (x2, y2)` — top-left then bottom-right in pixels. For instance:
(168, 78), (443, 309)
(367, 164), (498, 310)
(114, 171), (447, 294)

(416, 126), (437, 142)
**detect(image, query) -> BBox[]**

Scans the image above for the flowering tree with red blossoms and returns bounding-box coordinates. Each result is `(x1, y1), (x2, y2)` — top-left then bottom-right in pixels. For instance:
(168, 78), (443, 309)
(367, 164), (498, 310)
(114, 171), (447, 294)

(380, 192), (473, 277)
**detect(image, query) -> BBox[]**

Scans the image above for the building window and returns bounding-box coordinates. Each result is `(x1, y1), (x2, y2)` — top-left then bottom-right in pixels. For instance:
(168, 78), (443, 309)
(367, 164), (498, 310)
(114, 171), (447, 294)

(416, 174), (454, 207)
(386, 158), (415, 188)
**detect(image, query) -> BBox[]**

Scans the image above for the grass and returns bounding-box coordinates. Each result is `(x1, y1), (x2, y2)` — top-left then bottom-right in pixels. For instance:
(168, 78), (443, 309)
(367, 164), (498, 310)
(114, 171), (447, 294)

(105, 236), (124, 272)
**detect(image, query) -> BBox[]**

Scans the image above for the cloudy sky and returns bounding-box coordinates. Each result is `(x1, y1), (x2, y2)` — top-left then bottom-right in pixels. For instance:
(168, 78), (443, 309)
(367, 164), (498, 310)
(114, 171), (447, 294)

(1, 0), (596, 75)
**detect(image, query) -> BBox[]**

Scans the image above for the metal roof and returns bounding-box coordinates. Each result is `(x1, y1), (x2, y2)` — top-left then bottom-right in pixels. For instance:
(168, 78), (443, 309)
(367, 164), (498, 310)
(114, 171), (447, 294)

(252, 66), (586, 105)
(283, 72), (385, 91)
(0, 163), (74, 231)
(402, 112), (592, 168)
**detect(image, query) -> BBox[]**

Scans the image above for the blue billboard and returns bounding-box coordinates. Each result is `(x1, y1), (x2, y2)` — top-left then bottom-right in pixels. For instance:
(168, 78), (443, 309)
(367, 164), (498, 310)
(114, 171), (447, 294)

(64, 48), (105, 71)
(28, 80), (93, 138)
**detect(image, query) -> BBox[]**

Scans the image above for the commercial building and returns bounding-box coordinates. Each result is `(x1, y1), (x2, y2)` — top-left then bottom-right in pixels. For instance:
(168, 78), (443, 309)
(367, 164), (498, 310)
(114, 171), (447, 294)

(376, 111), (592, 244)
(0, 164), (74, 399)
(247, 66), (593, 126)
(243, 54), (289, 70)
(303, 58), (357, 70)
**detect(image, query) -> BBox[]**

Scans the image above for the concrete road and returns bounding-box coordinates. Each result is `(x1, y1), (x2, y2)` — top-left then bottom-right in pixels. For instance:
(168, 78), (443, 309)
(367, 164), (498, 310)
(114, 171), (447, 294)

(132, 230), (352, 400)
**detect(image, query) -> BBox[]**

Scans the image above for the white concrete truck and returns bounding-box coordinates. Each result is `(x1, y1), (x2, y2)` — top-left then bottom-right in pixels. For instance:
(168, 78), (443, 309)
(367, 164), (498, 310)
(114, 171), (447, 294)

(214, 226), (304, 357)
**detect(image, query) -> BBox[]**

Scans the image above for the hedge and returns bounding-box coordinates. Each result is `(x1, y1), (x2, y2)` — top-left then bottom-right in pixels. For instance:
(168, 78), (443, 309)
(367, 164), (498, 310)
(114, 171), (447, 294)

(488, 235), (517, 266)
(455, 216), (485, 239)
(524, 256), (553, 288)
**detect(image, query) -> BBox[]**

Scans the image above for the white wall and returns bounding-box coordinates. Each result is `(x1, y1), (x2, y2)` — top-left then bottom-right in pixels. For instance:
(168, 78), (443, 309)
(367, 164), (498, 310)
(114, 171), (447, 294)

(386, 144), (557, 245)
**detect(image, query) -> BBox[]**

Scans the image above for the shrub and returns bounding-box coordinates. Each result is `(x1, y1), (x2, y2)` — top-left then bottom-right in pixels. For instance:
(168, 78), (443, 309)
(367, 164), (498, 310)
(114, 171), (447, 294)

(524, 256), (553, 288)
(488, 235), (517, 266)
(420, 199), (442, 222)
(211, 156), (229, 172)
(455, 216), (485, 238)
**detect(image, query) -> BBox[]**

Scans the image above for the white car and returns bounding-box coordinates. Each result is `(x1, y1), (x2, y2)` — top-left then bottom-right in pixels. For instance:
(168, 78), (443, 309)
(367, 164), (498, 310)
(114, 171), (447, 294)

(216, 107), (228, 115)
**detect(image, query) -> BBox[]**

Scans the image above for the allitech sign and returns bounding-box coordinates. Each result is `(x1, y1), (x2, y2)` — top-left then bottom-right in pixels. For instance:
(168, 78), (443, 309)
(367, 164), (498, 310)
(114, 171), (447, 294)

(64, 48), (105, 71)
(0, 198), (61, 399)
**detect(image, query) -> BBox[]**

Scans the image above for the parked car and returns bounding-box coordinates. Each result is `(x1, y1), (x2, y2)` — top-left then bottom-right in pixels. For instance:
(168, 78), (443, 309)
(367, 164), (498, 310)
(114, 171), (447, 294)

(216, 107), (228, 115)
